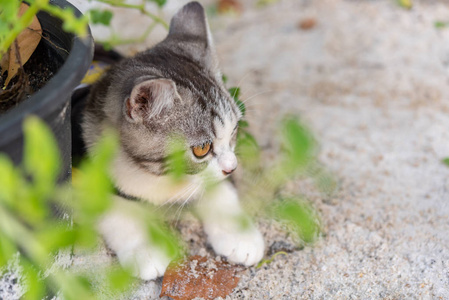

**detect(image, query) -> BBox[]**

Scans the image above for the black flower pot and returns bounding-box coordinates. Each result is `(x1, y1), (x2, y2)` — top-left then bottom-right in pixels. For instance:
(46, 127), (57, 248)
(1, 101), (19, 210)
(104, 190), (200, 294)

(0, 0), (93, 180)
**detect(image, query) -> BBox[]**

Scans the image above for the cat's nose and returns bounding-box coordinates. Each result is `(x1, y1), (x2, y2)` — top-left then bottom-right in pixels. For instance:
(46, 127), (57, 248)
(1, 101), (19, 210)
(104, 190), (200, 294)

(222, 167), (236, 176)
(218, 152), (237, 176)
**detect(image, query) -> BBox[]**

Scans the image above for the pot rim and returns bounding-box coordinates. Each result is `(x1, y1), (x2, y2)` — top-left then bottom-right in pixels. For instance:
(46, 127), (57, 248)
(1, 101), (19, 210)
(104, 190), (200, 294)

(0, 0), (93, 143)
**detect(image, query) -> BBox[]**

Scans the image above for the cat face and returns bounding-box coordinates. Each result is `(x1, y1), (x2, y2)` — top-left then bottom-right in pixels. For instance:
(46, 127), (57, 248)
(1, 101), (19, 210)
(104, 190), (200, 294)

(114, 2), (241, 181)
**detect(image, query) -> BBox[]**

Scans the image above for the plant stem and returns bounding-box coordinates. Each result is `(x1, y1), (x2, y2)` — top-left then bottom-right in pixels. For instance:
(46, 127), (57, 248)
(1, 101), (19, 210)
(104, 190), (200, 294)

(41, 4), (88, 36)
(0, 0), (49, 57)
(95, 0), (169, 29)
(100, 20), (159, 48)
(0, 205), (48, 266)
(0, 204), (96, 298)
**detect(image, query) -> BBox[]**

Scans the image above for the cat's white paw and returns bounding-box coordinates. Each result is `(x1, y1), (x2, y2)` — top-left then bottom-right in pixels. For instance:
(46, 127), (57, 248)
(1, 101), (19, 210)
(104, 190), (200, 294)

(116, 244), (171, 281)
(205, 223), (265, 266)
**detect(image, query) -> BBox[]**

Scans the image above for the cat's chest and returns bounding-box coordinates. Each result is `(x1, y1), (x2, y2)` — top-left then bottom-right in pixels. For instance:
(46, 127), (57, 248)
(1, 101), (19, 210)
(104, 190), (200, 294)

(111, 148), (203, 205)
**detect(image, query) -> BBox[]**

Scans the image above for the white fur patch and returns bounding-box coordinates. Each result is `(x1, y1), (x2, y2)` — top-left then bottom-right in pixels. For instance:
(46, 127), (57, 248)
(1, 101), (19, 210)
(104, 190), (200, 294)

(196, 181), (265, 266)
(97, 197), (172, 280)
(111, 148), (203, 205)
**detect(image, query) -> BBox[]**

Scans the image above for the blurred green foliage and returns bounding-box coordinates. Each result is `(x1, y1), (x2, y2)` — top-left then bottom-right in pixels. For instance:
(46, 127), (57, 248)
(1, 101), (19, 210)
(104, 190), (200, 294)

(3, 0), (332, 297)
(0, 0), (168, 60)
(271, 198), (320, 243)
(442, 157), (449, 167)
(1, 32), (334, 297)
(228, 83), (330, 245)
(256, 0), (281, 8)
(165, 136), (189, 181)
(396, 0), (412, 9)
(0, 0), (88, 57)
(0, 81), (334, 297)
(89, 9), (114, 26)
(233, 115), (325, 245)
(434, 21), (448, 29)
(0, 117), (181, 299)
(89, 0), (169, 49)
(228, 84), (261, 170)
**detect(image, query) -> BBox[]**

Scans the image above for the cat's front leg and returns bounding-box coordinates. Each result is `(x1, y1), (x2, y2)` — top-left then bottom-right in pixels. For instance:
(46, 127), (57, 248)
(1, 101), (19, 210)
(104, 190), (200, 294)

(196, 181), (265, 266)
(97, 197), (172, 280)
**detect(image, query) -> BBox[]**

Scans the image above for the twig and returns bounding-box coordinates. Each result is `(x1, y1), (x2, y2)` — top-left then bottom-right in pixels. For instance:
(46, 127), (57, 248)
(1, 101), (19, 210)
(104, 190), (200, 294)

(95, 0), (169, 29)
(256, 251), (288, 268)
(100, 20), (159, 48)
(0, 0), (48, 56)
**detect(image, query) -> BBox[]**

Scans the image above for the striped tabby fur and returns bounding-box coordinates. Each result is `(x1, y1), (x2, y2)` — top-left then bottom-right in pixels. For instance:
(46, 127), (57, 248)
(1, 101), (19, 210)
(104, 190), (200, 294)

(81, 1), (264, 280)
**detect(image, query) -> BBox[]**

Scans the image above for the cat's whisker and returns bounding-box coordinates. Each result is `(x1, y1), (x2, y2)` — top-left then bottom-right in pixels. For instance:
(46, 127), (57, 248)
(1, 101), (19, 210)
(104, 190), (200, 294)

(240, 109), (258, 115)
(241, 90), (273, 105)
(241, 102), (263, 109)
(165, 183), (198, 208)
(173, 185), (200, 226)
(154, 182), (198, 214)
(232, 71), (252, 95)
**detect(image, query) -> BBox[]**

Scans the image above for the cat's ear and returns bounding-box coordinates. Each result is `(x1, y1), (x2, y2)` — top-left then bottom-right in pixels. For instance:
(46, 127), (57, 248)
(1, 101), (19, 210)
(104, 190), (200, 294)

(125, 79), (180, 123)
(167, 2), (220, 77)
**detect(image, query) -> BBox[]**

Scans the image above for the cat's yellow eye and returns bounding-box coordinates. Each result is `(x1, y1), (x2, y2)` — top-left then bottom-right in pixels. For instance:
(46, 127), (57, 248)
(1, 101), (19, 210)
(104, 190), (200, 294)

(192, 142), (212, 158)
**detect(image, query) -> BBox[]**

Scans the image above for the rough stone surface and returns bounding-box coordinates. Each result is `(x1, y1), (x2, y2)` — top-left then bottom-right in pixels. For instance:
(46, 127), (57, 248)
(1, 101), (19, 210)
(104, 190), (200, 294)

(2, 0), (449, 299)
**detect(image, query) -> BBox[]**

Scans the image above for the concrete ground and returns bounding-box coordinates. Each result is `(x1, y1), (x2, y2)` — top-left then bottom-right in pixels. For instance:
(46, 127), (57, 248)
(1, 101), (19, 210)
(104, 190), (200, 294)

(114, 0), (449, 298)
(211, 0), (449, 298)
(2, 0), (449, 299)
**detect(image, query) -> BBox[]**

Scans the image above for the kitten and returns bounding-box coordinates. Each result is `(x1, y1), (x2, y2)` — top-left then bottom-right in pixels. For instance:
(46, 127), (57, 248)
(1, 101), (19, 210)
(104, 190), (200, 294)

(82, 1), (264, 280)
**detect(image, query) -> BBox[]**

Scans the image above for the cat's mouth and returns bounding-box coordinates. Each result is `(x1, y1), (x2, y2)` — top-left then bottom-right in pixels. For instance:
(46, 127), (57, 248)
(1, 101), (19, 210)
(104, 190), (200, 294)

(222, 168), (235, 176)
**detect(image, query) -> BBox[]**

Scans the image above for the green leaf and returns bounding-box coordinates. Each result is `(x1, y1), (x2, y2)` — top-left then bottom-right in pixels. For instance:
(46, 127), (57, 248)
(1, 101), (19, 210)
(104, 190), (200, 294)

(147, 221), (181, 259)
(74, 131), (117, 218)
(36, 224), (76, 253)
(40, 5), (88, 36)
(229, 87), (240, 100)
(106, 267), (134, 292)
(58, 273), (96, 300)
(62, 13), (89, 36)
(0, 0), (19, 29)
(238, 120), (249, 128)
(222, 74), (228, 84)
(256, 0), (281, 7)
(22, 260), (45, 300)
(434, 21), (448, 29)
(442, 157), (449, 167)
(236, 130), (260, 169)
(89, 9), (113, 26)
(0, 234), (16, 267)
(229, 87), (246, 116)
(397, 0), (412, 9)
(15, 191), (48, 225)
(23, 116), (60, 198)
(147, 0), (167, 8)
(0, 154), (20, 205)
(273, 198), (320, 243)
(235, 99), (246, 116)
(281, 117), (315, 171)
(165, 136), (187, 181)
(73, 223), (98, 249)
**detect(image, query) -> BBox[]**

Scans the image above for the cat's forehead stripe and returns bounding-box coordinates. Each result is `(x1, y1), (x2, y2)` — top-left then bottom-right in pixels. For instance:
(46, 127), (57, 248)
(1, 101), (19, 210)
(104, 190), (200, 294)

(210, 108), (225, 126)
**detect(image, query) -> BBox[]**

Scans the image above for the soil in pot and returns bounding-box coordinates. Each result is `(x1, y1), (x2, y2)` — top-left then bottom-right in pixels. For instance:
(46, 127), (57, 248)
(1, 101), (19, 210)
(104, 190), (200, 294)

(0, 38), (64, 114)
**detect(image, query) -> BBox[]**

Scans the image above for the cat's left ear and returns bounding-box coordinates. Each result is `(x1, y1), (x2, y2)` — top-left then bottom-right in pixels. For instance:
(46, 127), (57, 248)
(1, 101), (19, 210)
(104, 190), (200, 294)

(125, 79), (180, 123)
(166, 2), (221, 80)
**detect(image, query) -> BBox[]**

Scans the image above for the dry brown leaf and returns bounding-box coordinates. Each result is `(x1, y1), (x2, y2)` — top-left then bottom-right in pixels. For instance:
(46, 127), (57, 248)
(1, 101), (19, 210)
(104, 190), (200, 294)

(0, 52), (9, 75)
(298, 18), (317, 30)
(160, 255), (241, 300)
(1, 3), (42, 87)
(217, 0), (243, 15)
